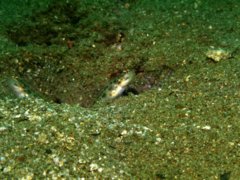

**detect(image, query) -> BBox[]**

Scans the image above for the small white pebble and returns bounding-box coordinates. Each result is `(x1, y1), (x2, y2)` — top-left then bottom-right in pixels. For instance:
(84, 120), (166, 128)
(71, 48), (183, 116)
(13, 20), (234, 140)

(155, 137), (162, 145)
(201, 125), (211, 130)
(3, 166), (11, 173)
(0, 156), (6, 161)
(90, 163), (99, 171)
(121, 130), (128, 136)
(14, 114), (21, 118)
(0, 127), (7, 132)
(135, 131), (143, 135)
(115, 137), (122, 143)
(98, 167), (103, 173)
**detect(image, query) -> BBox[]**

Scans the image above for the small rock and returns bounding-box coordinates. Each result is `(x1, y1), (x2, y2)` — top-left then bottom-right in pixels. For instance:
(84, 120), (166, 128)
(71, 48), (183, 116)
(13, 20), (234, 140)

(201, 125), (211, 130)
(206, 48), (231, 62)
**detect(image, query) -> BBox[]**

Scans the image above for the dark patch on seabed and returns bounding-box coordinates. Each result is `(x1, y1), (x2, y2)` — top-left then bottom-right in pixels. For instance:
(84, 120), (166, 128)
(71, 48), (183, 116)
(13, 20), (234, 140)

(3, 0), (174, 107)
(6, 0), (125, 47)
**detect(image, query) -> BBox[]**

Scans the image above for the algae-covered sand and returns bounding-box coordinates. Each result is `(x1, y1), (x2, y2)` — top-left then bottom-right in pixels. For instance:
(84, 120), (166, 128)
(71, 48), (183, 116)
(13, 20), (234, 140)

(0, 0), (240, 179)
